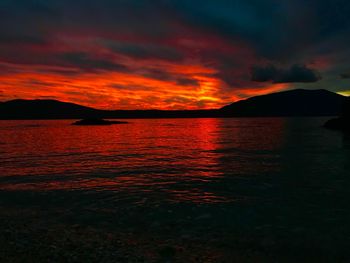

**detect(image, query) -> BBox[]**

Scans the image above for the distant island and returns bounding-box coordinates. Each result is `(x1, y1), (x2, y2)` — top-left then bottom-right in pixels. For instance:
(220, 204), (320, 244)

(0, 89), (347, 120)
(72, 118), (129, 126)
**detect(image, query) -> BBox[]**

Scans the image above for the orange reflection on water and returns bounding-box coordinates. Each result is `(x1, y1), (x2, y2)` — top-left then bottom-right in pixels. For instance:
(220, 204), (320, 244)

(0, 118), (287, 204)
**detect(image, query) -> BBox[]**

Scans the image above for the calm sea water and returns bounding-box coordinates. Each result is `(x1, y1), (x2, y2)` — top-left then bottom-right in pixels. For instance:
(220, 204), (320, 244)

(1, 118), (350, 259)
(0, 118), (349, 202)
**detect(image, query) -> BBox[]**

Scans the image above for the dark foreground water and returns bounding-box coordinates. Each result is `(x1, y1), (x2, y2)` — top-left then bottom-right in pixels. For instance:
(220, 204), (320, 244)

(0, 118), (350, 262)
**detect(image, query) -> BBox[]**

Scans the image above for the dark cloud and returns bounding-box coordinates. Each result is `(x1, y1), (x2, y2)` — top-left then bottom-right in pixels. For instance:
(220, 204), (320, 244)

(167, 0), (350, 64)
(274, 65), (322, 83)
(251, 65), (278, 82)
(106, 41), (184, 62)
(52, 0), (174, 40)
(0, 0), (60, 46)
(35, 68), (81, 76)
(211, 57), (251, 88)
(23, 79), (56, 87)
(2, 0), (350, 62)
(176, 78), (198, 86)
(142, 69), (199, 86)
(1, 0), (350, 98)
(252, 64), (321, 83)
(142, 69), (171, 81)
(0, 34), (47, 45)
(340, 73), (350, 79)
(58, 52), (128, 72)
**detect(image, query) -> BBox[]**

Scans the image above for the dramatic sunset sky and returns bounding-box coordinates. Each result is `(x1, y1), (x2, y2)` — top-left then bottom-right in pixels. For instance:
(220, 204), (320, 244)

(1, 0), (350, 109)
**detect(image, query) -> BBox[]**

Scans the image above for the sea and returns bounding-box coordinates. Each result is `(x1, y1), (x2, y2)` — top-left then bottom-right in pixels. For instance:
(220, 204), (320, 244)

(1, 117), (350, 260)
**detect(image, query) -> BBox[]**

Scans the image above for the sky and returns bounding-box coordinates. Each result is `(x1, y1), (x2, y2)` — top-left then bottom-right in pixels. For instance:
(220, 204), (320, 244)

(0, 0), (350, 109)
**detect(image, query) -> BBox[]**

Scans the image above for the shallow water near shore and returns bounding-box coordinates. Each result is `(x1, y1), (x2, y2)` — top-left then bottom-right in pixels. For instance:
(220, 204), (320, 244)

(1, 118), (350, 262)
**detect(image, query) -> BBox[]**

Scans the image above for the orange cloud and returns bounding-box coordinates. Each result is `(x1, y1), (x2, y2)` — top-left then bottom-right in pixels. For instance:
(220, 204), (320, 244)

(0, 30), (290, 110)
(0, 59), (288, 110)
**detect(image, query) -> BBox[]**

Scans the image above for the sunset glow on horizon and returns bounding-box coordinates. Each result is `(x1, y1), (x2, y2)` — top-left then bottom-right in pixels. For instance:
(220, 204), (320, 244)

(0, 59), (288, 110)
(0, 31), (288, 110)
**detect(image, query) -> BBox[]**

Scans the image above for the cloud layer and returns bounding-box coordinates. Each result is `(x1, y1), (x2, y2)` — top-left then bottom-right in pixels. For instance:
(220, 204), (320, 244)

(0, 0), (350, 109)
(252, 64), (321, 83)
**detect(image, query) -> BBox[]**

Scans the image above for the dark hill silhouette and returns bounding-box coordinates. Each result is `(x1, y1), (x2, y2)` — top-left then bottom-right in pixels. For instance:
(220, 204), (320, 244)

(0, 89), (346, 119)
(0, 99), (220, 119)
(221, 89), (346, 117)
(324, 98), (350, 131)
(0, 99), (99, 119)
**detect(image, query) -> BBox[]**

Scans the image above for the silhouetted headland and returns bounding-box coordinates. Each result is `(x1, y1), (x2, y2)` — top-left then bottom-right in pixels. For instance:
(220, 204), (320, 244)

(72, 118), (128, 126)
(0, 89), (346, 120)
(324, 97), (350, 131)
(220, 89), (346, 117)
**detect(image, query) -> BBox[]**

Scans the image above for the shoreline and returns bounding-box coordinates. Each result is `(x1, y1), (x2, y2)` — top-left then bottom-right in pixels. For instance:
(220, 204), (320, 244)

(1, 189), (348, 262)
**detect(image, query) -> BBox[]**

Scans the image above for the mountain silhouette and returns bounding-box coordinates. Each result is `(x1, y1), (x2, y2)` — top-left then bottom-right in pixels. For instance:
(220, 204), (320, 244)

(220, 89), (346, 117)
(0, 99), (219, 119)
(0, 89), (347, 120)
(0, 99), (99, 119)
